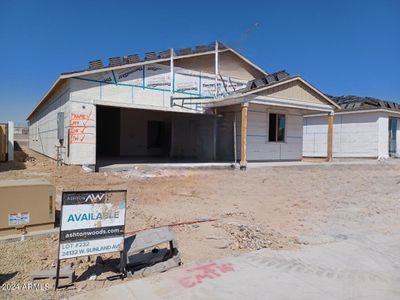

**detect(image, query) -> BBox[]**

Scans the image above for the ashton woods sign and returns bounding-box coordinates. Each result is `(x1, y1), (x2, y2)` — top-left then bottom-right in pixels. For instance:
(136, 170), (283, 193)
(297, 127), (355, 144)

(55, 190), (127, 289)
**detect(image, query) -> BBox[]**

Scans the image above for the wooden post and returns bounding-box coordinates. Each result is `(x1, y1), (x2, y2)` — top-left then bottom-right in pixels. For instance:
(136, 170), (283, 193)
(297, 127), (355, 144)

(240, 103), (248, 169)
(327, 112), (334, 162)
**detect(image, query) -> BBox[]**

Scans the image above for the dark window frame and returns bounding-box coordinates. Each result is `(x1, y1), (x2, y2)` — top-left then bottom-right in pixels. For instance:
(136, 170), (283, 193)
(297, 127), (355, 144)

(268, 113), (286, 142)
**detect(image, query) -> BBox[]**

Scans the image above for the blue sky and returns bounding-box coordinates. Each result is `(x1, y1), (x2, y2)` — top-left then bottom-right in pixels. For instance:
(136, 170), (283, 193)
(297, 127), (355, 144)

(0, 0), (399, 123)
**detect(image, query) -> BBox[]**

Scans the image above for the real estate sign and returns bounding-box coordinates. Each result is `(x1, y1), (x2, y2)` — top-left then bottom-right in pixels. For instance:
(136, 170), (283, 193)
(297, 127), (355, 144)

(58, 190), (126, 259)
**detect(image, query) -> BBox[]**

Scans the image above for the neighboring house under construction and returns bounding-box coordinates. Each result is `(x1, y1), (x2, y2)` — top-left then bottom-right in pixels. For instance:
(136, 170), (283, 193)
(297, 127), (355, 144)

(303, 96), (400, 159)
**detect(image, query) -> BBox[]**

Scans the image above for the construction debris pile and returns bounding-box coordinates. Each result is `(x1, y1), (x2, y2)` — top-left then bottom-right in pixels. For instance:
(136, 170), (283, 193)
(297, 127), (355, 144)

(222, 223), (301, 251)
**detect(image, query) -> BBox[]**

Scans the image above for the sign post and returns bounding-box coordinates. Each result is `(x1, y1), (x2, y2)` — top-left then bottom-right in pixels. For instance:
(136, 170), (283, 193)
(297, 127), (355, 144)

(55, 190), (127, 289)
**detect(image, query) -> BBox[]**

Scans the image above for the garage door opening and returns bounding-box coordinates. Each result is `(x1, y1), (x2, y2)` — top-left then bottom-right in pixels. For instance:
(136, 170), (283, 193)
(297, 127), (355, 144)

(95, 105), (218, 168)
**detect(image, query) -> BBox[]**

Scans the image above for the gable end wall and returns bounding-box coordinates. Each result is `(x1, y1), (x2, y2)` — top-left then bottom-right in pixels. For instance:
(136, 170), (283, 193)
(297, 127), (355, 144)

(259, 80), (331, 106)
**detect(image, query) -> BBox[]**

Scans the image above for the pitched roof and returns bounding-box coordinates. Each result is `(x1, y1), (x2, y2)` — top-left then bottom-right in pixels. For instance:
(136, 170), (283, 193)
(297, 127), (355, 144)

(329, 95), (400, 112)
(233, 71), (340, 109)
(27, 42), (268, 120)
(241, 70), (291, 92)
(59, 42), (267, 78)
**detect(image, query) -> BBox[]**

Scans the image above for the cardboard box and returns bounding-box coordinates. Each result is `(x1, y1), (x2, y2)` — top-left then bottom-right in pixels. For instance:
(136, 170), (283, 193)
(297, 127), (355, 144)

(0, 179), (55, 236)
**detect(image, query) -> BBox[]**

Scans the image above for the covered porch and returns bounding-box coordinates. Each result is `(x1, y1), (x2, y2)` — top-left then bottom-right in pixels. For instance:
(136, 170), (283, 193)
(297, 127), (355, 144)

(210, 76), (338, 169)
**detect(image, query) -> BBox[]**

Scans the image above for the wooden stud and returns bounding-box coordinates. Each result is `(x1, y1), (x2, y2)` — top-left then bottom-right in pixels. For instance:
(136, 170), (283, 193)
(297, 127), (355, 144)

(240, 103), (248, 169)
(327, 112), (334, 162)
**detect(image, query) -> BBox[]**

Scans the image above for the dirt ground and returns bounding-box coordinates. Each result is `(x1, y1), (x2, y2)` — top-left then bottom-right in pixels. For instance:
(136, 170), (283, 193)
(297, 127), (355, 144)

(1, 149), (400, 299)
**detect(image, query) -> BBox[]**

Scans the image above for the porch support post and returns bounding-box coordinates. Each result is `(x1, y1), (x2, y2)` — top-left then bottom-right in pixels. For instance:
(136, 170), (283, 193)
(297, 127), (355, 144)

(327, 111), (334, 162)
(240, 102), (248, 169)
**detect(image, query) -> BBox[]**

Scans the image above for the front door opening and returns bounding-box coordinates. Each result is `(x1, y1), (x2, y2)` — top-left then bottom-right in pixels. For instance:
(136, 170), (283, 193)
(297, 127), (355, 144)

(389, 118), (397, 157)
(147, 120), (170, 152)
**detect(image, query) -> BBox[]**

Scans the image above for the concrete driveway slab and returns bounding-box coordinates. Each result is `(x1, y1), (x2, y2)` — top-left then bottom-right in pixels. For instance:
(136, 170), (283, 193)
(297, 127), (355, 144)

(69, 233), (400, 300)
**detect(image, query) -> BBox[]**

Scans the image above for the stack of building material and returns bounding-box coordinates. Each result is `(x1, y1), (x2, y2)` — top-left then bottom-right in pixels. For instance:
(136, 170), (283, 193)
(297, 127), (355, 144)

(109, 57), (122, 67)
(194, 44), (214, 53)
(177, 47), (192, 56)
(158, 50), (171, 58)
(124, 54), (141, 64)
(144, 52), (158, 61)
(88, 60), (104, 70)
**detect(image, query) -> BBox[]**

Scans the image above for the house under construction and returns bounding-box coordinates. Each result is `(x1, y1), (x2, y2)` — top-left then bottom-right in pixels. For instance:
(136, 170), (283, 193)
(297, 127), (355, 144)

(27, 42), (339, 169)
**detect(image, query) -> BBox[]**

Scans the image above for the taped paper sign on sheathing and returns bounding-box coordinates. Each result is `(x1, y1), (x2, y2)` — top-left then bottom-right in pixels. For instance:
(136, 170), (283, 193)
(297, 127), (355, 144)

(58, 190), (126, 259)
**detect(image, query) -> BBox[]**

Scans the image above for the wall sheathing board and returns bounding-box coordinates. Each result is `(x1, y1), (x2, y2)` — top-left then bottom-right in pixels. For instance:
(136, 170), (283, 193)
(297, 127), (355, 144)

(68, 101), (96, 165)
(119, 109), (171, 157)
(377, 112), (389, 158)
(246, 104), (303, 161)
(216, 105), (241, 162)
(303, 111), (382, 158)
(119, 108), (215, 161)
(171, 113), (215, 161)
(69, 63), (247, 112)
(216, 104), (303, 162)
(302, 115), (329, 157)
(28, 81), (71, 164)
